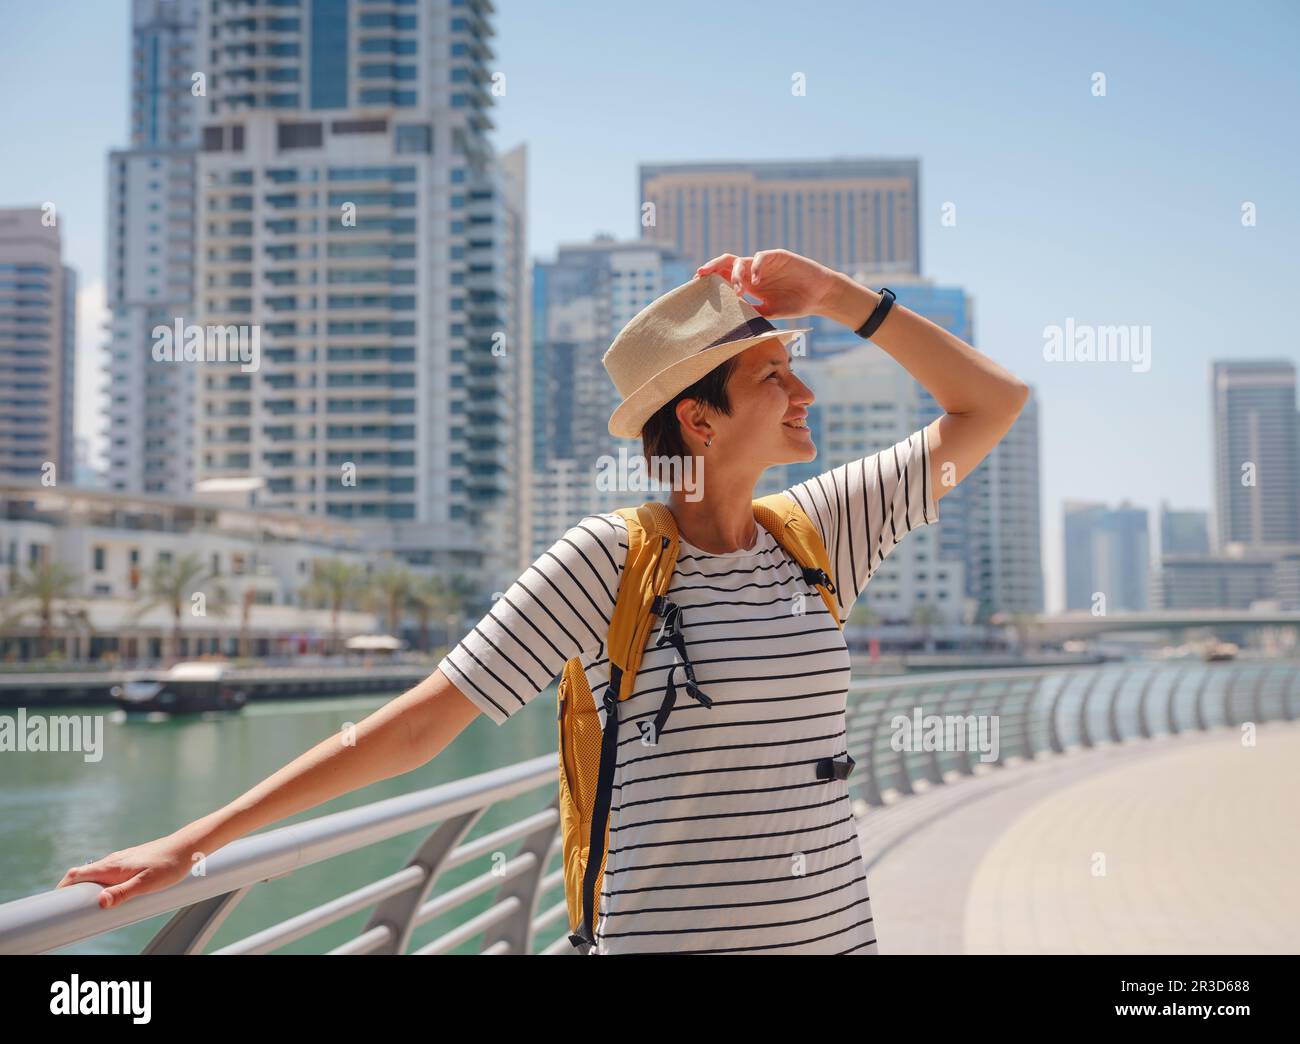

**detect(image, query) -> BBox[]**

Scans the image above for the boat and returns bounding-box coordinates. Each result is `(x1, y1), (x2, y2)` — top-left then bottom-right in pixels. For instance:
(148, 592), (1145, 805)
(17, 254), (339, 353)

(1201, 641), (1238, 662)
(110, 662), (248, 715)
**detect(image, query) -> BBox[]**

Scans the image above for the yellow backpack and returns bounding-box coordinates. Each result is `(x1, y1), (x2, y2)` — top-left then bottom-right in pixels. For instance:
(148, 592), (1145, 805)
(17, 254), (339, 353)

(557, 494), (852, 952)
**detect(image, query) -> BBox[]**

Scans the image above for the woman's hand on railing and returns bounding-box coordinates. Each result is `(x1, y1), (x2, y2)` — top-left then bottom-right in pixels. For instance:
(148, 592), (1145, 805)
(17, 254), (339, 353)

(55, 833), (196, 910)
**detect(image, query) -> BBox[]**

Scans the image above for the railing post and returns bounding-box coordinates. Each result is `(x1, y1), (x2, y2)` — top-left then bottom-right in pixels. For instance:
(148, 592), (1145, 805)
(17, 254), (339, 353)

(888, 688), (918, 797)
(1193, 666), (1213, 732)
(859, 692), (886, 807)
(1136, 669), (1156, 739)
(144, 886), (252, 955)
(362, 808), (484, 954)
(1047, 671), (1070, 754)
(1076, 668), (1105, 749)
(923, 684), (948, 787)
(956, 681), (989, 777)
(479, 795), (561, 955)
(1025, 673), (1051, 760)
(1244, 664), (1269, 727)
(988, 678), (1014, 768)
(1167, 667), (1191, 736)
(1105, 667), (1128, 745)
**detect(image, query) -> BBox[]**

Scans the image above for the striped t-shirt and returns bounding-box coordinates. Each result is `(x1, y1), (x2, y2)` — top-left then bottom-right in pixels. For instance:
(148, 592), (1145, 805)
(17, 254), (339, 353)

(438, 425), (938, 954)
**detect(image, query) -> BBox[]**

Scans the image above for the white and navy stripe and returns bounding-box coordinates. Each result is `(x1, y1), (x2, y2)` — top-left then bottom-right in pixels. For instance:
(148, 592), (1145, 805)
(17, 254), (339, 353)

(438, 427), (937, 953)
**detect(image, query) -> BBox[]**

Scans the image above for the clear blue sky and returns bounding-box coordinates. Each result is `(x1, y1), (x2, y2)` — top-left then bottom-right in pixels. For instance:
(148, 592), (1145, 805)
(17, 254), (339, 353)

(1, 0), (1296, 611)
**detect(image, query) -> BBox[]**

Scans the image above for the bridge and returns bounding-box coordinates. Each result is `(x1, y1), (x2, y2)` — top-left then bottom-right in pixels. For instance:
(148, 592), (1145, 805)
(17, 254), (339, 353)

(1016, 608), (1300, 643)
(1, 660), (1296, 954)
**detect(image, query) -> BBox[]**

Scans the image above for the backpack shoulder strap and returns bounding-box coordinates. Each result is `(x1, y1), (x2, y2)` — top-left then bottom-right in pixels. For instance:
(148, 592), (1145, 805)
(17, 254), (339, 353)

(561, 500), (681, 951)
(606, 500), (681, 700)
(754, 492), (843, 629)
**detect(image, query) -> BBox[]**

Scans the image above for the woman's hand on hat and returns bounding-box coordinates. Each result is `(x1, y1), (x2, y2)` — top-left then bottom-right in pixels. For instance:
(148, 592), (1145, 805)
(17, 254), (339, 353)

(695, 249), (839, 320)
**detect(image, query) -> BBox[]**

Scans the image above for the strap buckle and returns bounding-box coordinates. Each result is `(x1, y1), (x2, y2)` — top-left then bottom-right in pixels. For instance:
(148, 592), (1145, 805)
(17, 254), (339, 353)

(815, 752), (856, 781)
(801, 566), (837, 595)
(654, 601), (681, 644)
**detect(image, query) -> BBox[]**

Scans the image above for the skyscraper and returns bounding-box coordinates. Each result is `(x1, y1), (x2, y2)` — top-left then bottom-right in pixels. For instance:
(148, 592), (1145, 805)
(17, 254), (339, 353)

(638, 158), (921, 275)
(1211, 360), (1300, 550)
(104, 0), (202, 497)
(1064, 500), (1150, 612)
(0, 207), (76, 484)
(529, 238), (693, 558)
(1159, 501), (1210, 556)
(188, 0), (522, 590)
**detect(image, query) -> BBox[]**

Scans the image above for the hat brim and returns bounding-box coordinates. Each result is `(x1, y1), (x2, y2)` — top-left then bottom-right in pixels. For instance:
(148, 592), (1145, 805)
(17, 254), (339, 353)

(607, 327), (813, 439)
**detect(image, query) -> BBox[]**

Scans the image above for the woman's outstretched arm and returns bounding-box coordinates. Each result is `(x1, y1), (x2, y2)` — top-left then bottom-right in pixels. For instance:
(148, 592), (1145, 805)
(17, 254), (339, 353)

(56, 669), (483, 909)
(58, 508), (627, 910)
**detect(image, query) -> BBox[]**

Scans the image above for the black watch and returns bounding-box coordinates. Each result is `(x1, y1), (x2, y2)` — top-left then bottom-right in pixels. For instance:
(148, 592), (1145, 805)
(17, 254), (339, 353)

(853, 287), (896, 340)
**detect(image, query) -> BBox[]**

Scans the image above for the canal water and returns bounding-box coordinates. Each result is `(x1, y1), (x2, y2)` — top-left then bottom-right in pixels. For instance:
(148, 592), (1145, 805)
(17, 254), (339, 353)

(0, 687), (563, 955)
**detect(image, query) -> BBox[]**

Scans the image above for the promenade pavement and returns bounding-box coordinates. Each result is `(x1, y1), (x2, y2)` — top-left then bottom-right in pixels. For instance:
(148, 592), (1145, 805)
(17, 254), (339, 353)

(854, 720), (1300, 953)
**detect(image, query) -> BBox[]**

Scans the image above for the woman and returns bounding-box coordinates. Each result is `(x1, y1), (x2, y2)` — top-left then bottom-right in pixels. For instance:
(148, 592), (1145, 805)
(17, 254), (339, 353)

(57, 249), (1028, 954)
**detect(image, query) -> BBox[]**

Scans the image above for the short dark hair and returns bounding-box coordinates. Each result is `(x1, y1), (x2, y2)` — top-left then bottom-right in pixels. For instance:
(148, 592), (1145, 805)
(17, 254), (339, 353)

(639, 355), (740, 487)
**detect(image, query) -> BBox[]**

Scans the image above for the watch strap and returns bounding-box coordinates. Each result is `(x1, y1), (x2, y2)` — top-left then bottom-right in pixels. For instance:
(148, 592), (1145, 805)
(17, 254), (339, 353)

(854, 287), (896, 340)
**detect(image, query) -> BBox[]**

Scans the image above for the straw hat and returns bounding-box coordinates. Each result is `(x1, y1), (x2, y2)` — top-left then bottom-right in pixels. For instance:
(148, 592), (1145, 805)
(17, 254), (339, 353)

(602, 273), (812, 439)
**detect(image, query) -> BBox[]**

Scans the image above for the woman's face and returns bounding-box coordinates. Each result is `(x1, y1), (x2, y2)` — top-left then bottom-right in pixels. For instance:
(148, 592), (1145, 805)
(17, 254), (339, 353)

(711, 338), (817, 467)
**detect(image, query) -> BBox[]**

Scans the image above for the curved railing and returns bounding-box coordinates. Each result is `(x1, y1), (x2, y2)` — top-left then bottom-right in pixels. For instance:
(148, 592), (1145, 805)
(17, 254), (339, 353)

(0, 660), (1294, 955)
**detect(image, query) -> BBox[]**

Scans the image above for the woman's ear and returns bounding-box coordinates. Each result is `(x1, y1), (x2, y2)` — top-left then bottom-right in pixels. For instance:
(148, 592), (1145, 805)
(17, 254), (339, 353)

(674, 398), (709, 446)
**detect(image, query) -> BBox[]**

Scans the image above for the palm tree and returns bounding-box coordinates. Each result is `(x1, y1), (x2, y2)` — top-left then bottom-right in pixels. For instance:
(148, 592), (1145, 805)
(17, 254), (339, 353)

(911, 602), (944, 653)
(440, 574), (476, 648)
(12, 560), (80, 659)
(1008, 611), (1039, 653)
(847, 600), (880, 628)
(0, 583), (38, 660)
(0, 599), (17, 657)
(365, 564), (416, 639)
(59, 605), (94, 664)
(991, 610), (1039, 654)
(131, 553), (228, 663)
(238, 587), (256, 660)
(301, 559), (365, 654)
(407, 573), (475, 652)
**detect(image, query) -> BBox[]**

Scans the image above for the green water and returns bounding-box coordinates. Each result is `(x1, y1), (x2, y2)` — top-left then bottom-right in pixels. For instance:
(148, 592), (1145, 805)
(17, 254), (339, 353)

(0, 687), (564, 955)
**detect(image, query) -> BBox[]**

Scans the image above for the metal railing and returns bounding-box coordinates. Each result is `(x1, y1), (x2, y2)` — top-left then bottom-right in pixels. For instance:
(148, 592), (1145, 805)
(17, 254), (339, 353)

(1, 660), (1295, 955)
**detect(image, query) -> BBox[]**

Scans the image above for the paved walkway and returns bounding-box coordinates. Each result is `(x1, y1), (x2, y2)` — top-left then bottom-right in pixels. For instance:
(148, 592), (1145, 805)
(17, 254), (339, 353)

(854, 721), (1300, 954)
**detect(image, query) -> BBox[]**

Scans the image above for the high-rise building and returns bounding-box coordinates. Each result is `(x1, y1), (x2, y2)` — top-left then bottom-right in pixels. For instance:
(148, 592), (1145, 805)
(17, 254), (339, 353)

(497, 143), (532, 578)
(1211, 360), (1300, 550)
(1159, 501), (1210, 556)
(1064, 499), (1150, 611)
(1151, 553), (1276, 610)
(104, 0), (202, 497)
(638, 158), (921, 275)
(972, 389), (1046, 618)
(529, 238), (693, 558)
(188, 0), (522, 592)
(60, 265), (77, 484)
(0, 207), (76, 483)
